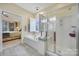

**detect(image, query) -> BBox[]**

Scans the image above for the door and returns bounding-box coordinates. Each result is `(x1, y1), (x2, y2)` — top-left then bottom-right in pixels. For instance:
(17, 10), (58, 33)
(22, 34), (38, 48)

(46, 17), (56, 54)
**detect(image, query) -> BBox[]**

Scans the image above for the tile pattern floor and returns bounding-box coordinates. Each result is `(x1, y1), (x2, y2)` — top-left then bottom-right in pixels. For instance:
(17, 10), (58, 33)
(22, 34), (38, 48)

(3, 39), (21, 49)
(0, 43), (41, 56)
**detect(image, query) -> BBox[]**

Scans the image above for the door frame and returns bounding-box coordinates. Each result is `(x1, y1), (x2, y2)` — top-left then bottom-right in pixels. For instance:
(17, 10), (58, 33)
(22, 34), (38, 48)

(0, 10), (23, 51)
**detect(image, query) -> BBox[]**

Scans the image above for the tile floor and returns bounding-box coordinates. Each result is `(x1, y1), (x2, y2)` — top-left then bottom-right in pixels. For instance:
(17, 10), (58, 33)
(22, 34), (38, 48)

(3, 39), (21, 49)
(0, 39), (42, 56)
(0, 43), (41, 56)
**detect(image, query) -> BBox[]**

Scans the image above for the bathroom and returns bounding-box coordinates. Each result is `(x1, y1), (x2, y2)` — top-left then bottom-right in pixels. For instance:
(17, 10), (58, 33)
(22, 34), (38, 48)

(0, 3), (78, 56)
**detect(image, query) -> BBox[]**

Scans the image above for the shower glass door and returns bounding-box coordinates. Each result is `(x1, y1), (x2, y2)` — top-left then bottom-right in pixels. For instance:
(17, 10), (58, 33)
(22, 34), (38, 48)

(46, 17), (56, 53)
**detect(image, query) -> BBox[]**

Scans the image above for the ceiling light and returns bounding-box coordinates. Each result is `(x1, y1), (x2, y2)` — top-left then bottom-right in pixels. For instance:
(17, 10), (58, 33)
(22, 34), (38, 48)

(35, 7), (40, 11)
(39, 12), (44, 15)
(49, 16), (56, 21)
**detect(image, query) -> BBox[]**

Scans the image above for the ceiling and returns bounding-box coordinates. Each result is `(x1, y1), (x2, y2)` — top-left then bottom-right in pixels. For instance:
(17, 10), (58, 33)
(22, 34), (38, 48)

(16, 3), (53, 13)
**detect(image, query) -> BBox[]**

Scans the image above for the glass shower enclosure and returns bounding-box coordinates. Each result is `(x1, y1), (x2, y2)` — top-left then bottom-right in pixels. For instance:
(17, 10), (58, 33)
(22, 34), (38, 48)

(46, 17), (57, 55)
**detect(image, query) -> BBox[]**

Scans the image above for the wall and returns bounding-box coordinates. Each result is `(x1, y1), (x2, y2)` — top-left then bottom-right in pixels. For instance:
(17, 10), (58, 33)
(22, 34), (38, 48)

(56, 4), (78, 56)
(56, 14), (78, 56)
(0, 14), (2, 52)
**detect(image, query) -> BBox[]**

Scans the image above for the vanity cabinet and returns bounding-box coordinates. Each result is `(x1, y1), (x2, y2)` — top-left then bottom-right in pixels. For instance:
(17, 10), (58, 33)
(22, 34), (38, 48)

(2, 20), (21, 42)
